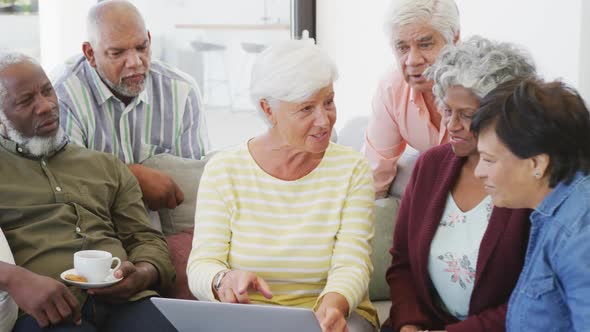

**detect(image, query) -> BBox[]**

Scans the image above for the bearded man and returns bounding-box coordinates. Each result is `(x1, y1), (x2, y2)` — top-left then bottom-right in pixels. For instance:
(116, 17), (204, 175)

(0, 51), (176, 332)
(53, 0), (209, 212)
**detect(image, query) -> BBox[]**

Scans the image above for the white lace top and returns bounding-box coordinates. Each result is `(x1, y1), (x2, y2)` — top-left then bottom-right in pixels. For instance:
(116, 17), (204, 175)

(428, 193), (493, 320)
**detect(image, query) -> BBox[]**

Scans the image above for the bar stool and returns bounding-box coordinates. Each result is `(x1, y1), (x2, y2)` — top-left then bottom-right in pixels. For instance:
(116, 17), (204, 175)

(191, 40), (232, 107)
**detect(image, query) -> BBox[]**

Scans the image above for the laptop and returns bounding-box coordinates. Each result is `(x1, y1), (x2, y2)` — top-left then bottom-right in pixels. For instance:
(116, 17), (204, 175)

(151, 297), (322, 332)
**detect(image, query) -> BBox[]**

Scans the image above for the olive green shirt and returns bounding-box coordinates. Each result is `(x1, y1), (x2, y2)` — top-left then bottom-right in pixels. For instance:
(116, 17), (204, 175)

(0, 136), (175, 307)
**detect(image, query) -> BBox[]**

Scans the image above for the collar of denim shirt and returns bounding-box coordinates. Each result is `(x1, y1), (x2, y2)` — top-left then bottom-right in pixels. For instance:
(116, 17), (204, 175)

(533, 171), (588, 218)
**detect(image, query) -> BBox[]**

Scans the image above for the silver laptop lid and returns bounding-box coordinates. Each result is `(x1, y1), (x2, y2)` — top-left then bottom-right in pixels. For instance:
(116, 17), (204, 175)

(151, 297), (322, 332)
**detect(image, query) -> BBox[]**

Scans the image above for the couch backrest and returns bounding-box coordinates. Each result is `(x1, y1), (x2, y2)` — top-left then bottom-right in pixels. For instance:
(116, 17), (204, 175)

(142, 153), (215, 235)
(337, 116), (420, 301)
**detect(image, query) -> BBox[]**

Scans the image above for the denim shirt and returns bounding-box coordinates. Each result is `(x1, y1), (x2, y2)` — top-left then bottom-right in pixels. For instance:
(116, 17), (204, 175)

(507, 172), (590, 332)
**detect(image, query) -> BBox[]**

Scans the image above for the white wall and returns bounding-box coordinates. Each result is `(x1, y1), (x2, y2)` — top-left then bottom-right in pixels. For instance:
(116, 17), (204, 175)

(0, 15), (39, 58)
(456, 0), (583, 95)
(37, 0), (278, 71)
(316, 0), (392, 132)
(317, 0), (590, 131)
(39, 0), (95, 72)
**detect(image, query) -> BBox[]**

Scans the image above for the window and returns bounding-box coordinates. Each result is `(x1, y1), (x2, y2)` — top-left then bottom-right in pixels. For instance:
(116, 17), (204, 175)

(0, 0), (38, 14)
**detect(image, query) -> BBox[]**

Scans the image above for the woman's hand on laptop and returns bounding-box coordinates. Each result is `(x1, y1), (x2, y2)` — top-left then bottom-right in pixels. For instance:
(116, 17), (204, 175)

(216, 270), (273, 303)
(315, 292), (350, 332)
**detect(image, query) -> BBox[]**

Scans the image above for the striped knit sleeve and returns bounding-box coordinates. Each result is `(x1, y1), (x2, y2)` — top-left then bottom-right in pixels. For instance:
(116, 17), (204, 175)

(186, 156), (231, 301)
(316, 157), (375, 313)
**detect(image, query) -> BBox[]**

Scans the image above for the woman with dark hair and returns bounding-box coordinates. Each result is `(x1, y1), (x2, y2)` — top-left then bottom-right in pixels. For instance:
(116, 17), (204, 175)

(382, 36), (535, 332)
(472, 79), (590, 331)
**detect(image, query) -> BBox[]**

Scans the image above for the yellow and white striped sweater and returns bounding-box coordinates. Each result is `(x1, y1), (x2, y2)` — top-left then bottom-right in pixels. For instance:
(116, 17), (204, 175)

(187, 142), (377, 326)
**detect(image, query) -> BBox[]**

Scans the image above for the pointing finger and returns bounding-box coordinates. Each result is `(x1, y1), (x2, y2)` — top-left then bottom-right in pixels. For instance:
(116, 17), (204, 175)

(254, 277), (273, 299)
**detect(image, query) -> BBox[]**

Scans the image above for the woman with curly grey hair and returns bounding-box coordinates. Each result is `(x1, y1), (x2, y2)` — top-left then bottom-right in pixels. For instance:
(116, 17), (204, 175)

(382, 36), (535, 332)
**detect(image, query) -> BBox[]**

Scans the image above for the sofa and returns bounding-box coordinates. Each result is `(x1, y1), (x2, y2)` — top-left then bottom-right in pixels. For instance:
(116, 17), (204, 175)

(144, 116), (418, 326)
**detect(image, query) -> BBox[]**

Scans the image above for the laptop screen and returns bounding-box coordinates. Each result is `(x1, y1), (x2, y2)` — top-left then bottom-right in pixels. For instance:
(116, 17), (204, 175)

(151, 297), (322, 332)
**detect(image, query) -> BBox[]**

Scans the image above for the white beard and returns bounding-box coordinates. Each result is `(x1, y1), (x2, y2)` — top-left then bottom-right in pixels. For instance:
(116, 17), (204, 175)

(96, 66), (146, 98)
(0, 111), (66, 157)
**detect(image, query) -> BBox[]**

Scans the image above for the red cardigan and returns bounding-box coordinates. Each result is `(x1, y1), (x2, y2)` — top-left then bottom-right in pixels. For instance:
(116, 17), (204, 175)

(384, 144), (531, 332)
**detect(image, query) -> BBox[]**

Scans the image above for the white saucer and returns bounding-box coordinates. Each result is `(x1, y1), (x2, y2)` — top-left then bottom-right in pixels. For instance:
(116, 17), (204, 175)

(60, 268), (123, 289)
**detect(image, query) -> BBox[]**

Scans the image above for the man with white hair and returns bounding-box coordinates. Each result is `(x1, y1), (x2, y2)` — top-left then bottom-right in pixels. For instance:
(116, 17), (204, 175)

(0, 51), (176, 331)
(364, 0), (460, 198)
(53, 0), (209, 212)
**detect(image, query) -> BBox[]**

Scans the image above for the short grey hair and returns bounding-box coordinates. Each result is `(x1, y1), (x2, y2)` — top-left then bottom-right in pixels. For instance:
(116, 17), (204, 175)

(385, 0), (460, 46)
(427, 35), (537, 104)
(0, 51), (38, 113)
(86, 0), (146, 45)
(249, 39), (338, 121)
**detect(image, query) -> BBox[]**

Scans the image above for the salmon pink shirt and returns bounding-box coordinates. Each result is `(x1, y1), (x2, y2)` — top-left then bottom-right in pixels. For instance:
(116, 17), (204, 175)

(364, 68), (447, 197)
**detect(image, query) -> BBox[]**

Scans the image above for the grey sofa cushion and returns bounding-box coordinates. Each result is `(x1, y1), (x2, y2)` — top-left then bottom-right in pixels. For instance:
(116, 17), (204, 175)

(141, 153), (214, 235)
(373, 300), (391, 326)
(369, 197), (399, 301)
(388, 147), (419, 199)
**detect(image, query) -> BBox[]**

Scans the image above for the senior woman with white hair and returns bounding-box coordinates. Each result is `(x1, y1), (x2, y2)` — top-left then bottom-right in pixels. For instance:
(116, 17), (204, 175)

(382, 36), (536, 332)
(187, 39), (378, 332)
(364, 0), (460, 198)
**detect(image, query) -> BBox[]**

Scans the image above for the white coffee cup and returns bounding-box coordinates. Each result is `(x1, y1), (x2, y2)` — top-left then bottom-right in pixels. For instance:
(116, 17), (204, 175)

(74, 250), (121, 283)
